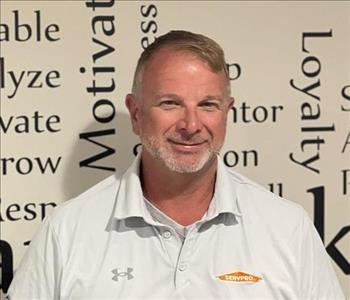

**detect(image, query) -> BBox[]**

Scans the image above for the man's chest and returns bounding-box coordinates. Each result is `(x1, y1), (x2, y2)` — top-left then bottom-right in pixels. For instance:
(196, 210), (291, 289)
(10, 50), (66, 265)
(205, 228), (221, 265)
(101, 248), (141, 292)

(59, 220), (298, 299)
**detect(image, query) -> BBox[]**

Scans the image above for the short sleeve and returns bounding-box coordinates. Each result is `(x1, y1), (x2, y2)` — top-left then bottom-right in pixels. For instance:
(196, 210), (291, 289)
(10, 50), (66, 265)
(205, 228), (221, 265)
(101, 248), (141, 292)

(7, 216), (63, 299)
(295, 208), (345, 300)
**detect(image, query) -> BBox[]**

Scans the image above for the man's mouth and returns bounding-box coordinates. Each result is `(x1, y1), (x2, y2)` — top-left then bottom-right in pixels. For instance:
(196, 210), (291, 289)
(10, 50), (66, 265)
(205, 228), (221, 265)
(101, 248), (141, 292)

(167, 139), (207, 151)
(168, 139), (206, 146)
(169, 140), (204, 146)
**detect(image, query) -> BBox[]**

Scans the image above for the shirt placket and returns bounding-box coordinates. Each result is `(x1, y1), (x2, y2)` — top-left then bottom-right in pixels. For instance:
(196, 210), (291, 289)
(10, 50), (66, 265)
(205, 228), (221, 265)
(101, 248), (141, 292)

(156, 225), (183, 267)
(173, 224), (200, 289)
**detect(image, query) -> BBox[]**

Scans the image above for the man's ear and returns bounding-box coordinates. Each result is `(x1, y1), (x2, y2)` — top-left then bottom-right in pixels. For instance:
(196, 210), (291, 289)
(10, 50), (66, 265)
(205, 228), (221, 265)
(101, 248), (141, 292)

(125, 94), (141, 135)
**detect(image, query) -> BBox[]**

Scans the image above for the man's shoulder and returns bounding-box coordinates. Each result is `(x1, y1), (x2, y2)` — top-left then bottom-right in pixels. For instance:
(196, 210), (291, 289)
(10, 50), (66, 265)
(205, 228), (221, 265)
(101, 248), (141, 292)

(49, 172), (122, 228)
(224, 167), (305, 235)
(227, 167), (300, 209)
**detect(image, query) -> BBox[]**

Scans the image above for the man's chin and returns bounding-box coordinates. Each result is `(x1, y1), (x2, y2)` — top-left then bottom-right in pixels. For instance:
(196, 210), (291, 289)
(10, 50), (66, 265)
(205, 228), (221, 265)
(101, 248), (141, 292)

(162, 152), (215, 174)
(141, 139), (217, 173)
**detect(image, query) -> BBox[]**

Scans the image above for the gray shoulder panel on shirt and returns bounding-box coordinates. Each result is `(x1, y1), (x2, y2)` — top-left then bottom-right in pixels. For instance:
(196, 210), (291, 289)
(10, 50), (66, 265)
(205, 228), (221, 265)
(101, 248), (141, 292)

(48, 173), (122, 229)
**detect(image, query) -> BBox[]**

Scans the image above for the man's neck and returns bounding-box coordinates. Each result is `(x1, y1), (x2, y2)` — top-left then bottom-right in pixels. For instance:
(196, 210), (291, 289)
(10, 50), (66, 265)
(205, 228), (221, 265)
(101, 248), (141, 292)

(140, 154), (217, 226)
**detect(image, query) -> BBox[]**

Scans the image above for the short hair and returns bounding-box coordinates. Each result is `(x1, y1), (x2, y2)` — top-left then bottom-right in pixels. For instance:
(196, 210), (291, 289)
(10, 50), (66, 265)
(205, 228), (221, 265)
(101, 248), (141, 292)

(132, 30), (230, 95)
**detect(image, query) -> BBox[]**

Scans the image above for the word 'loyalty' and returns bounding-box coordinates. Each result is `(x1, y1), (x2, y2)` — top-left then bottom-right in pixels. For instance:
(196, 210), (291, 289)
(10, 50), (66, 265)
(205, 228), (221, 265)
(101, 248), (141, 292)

(289, 30), (335, 174)
(0, 58), (61, 99)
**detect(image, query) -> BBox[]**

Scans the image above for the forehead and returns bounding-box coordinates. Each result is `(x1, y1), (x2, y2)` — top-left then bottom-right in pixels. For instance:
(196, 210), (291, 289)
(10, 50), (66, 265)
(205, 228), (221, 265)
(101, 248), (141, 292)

(141, 47), (227, 96)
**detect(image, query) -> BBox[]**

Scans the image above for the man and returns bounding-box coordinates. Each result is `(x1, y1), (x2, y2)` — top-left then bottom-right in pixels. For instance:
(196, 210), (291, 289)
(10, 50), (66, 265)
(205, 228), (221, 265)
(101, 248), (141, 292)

(8, 30), (344, 299)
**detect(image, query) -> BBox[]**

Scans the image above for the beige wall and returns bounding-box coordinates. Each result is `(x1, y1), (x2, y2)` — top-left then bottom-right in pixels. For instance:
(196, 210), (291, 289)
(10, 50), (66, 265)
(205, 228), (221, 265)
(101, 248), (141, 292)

(1, 1), (349, 296)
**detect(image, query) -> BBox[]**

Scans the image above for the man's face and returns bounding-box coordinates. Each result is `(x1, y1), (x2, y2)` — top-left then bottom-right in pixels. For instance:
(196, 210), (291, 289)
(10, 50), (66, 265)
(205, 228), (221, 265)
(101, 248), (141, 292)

(126, 47), (233, 173)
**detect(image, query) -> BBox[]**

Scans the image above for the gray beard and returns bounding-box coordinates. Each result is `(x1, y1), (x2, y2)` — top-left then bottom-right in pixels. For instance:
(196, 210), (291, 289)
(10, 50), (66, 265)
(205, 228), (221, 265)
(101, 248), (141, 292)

(140, 135), (217, 173)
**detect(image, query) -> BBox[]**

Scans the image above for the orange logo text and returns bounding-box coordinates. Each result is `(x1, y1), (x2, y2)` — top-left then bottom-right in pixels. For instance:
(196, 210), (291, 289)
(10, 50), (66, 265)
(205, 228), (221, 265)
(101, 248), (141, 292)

(217, 271), (262, 283)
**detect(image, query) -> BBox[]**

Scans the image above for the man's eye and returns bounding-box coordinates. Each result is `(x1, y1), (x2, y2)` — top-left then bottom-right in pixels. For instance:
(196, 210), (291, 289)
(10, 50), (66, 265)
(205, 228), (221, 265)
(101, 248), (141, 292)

(159, 100), (179, 109)
(200, 102), (219, 110)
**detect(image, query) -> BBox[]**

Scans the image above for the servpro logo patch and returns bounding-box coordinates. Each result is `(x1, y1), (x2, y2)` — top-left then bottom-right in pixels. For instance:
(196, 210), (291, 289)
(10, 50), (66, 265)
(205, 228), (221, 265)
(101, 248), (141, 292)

(216, 271), (262, 283)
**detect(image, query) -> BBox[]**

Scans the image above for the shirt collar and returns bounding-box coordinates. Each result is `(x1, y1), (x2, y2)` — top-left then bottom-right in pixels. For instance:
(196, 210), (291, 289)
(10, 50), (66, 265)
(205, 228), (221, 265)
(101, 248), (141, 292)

(113, 153), (241, 221)
(205, 157), (242, 219)
(113, 152), (150, 221)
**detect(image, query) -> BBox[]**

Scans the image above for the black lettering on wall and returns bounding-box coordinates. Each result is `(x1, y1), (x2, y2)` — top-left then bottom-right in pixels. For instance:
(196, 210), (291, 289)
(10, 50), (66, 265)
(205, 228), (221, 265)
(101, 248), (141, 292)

(309, 186), (350, 274)
(231, 102), (283, 123)
(289, 30), (334, 174)
(0, 57), (61, 99)
(0, 112), (61, 134)
(0, 156), (61, 175)
(341, 85), (350, 112)
(80, 0), (117, 172)
(140, 4), (158, 50)
(226, 63), (241, 81)
(327, 226), (350, 275)
(268, 182), (283, 197)
(341, 130), (350, 154)
(0, 240), (13, 293)
(86, 0), (115, 11)
(79, 129), (116, 171)
(0, 10), (60, 42)
(223, 149), (258, 168)
(342, 169), (350, 195)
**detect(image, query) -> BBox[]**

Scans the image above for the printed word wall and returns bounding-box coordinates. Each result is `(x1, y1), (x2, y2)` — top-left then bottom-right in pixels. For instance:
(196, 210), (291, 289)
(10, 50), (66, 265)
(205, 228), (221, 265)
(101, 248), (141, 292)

(1, 1), (349, 297)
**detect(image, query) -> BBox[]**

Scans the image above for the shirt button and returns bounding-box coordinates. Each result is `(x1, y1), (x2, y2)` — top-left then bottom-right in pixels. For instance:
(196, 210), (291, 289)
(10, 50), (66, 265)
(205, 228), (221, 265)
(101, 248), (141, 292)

(178, 263), (187, 271)
(163, 230), (172, 239)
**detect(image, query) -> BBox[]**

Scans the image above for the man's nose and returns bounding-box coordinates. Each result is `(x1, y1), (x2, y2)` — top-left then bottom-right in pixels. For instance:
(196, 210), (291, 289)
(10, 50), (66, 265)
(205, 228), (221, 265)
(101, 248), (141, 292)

(176, 108), (203, 135)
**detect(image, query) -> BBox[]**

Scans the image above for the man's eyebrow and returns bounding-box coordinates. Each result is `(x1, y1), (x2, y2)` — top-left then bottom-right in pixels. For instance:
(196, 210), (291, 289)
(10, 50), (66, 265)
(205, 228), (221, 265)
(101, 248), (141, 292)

(201, 95), (225, 101)
(154, 94), (225, 102)
(156, 93), (182, 100)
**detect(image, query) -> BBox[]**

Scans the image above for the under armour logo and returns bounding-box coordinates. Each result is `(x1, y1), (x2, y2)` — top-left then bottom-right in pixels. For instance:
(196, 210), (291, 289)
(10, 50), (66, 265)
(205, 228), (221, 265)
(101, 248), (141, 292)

(112, 268), (134, 281)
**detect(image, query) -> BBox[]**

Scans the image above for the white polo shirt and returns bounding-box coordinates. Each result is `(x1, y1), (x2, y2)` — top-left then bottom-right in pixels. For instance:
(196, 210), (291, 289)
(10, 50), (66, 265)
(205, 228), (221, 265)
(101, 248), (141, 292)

(8, 155), (344, 299)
